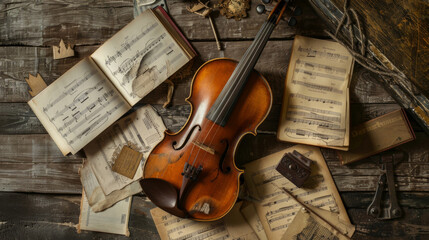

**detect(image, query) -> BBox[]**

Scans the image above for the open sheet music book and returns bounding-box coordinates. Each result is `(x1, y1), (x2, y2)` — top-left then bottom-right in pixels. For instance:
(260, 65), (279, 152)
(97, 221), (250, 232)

(277, 35), (354, 150)
(28, 7), (196, 155)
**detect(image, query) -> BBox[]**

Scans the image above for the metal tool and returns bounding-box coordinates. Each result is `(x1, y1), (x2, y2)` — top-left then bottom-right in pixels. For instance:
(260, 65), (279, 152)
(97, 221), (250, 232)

(367, 152), (404, 219)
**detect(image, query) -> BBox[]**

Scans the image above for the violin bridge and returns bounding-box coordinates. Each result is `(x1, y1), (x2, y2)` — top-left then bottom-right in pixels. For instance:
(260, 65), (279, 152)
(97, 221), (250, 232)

(192, 141), (216, 155)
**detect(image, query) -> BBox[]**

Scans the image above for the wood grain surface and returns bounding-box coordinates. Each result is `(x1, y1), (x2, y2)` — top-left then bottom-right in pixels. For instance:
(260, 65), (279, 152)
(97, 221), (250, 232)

(0, 0), (428, 239)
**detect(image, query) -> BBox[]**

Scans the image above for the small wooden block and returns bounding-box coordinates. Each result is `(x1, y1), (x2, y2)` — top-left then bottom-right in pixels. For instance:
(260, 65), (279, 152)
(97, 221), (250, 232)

(25, 73), (47, 97)
(112, 146), (143, 179)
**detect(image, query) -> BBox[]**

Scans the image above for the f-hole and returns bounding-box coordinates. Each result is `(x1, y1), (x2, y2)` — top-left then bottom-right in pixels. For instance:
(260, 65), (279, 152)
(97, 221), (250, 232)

(172, 125), (201, 150)
(219, 139), (231, 173)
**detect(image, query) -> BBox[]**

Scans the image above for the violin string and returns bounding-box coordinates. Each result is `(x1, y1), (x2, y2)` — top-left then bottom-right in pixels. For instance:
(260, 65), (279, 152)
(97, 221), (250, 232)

(187, 19), (276, 169)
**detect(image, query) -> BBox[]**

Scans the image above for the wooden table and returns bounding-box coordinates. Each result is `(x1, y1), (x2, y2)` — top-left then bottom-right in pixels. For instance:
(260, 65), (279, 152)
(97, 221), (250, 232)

(0, 0), (428, 239)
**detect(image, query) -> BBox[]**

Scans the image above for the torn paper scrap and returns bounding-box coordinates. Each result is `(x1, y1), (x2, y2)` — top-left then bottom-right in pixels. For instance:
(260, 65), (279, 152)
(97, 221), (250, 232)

(25, 73), (47, 97)
(53, 39), (75, 59)
(80, 159), (141, 212)
(241, 202), (268, 240)
(151, 202), (258, 240)
(281, 207), (355, 240)
(84, 104), (166, 196)
(77, 192), (131, 236)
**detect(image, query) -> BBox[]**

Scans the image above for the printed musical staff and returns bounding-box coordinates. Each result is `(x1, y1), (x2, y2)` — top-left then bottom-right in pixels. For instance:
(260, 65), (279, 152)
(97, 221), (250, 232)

(289, 93), (343, 106)
(286, 117), (341, 129)
(110, 33), (167, 79)
(291, 80), (343, 94)
(296, 59), (347, 75)
(294, 68), (344, 81)
(297, 46), (349, 61)
(287, 110), (341, 123)
(104, 23), (159, 66)
(284, 128), (344, 141)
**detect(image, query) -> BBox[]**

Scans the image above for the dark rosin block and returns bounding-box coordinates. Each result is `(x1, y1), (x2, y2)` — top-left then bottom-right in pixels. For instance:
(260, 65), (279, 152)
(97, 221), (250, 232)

(275, 150), (313, 187)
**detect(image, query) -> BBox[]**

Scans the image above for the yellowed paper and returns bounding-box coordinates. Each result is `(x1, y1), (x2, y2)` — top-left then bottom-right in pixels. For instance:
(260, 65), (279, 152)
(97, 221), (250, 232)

(151, 202), (258, 240)
(278, 35), (354, 150)
(281, 207), (355, 240)
(80, 160), (141, 212)
(91, 9), (191, 106)
(53, 39), (75, 59)
(28, 58), (131, 155)
(78, 192), (131, 236)
(243, 145), (350, 240)
(241, 202), (268, 240)
(84, 105), (166, 195)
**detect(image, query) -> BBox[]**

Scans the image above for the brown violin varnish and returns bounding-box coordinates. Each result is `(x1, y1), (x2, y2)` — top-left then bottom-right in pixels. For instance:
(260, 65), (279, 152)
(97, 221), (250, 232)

(112, 146), (143, 179)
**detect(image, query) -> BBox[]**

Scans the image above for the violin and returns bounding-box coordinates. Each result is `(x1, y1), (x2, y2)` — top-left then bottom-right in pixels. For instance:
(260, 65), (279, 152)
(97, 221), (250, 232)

(142, 0), (295, 221)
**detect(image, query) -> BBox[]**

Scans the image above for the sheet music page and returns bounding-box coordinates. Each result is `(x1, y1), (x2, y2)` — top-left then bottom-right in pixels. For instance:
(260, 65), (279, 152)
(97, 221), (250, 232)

(150, 202), (258, 240)
(28, 58), (131, 155)
(243, 145), (350, 240)
(80, 159), (142, 212)
(278, 35), (354, 149)
(91, 9), (191, 106)
(241, 202), (269, 240)
(84, 105), (166, 195)
(77, 192), (131, 236)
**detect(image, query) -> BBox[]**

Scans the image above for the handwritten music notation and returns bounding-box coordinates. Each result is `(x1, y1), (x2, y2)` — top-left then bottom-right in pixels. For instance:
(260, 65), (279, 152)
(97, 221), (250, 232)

(291, 80), (343, 94)
(289, 93), (343, 106)
(297, 46), (349, 61)
(104, 23), (159, 66)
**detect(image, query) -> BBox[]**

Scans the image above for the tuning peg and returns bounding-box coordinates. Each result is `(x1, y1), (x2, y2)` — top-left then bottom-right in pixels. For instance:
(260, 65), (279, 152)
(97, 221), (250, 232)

(262, 0), (271, 4)
(256, 4), (270, 15)
(287, 17), (297, 26)
(290, 5), (302, 16)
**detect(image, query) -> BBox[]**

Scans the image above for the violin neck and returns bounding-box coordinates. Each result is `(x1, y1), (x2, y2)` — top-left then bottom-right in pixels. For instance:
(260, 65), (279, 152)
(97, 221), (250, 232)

(206, 6), (283, 126)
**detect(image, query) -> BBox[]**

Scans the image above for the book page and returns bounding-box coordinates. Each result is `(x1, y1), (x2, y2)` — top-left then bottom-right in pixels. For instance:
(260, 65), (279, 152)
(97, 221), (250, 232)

(28, 58), (131, 155)
(77, 192), (131, 236)
(278, 35), (354, 149)
(150, 202), (258, 240)
(84, 105), (166, 195)
(243, 145), (350, 240)
(91, 9), (191, 106)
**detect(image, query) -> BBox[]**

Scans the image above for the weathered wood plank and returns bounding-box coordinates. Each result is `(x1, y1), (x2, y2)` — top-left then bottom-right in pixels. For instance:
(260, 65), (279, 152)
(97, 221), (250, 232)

(0, 102), (403, 135)
(0, 192), (427, 239)
(0, 132), (427, 193)
(0, 41), (395, 104)
(0, 192), (158, 240)
(329, 0), (429, 98)
(0, 0), (327, 47)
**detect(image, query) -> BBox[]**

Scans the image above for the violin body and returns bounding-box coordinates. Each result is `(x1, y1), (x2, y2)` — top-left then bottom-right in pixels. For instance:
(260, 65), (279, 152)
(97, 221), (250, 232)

(143, 58), (272, 220)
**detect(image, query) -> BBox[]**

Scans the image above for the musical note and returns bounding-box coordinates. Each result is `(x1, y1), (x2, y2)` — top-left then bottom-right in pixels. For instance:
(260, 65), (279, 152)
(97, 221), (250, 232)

(289, 93), (343, 106)
(294, 68), (345, 81)
(286, 117), (341, 129)
(297, 46), (349, 61)
(104, 23), (159, 66)
(291, 80), (343, 94)
(296, 59), (347, 75)
(286, 110), (341, 123)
